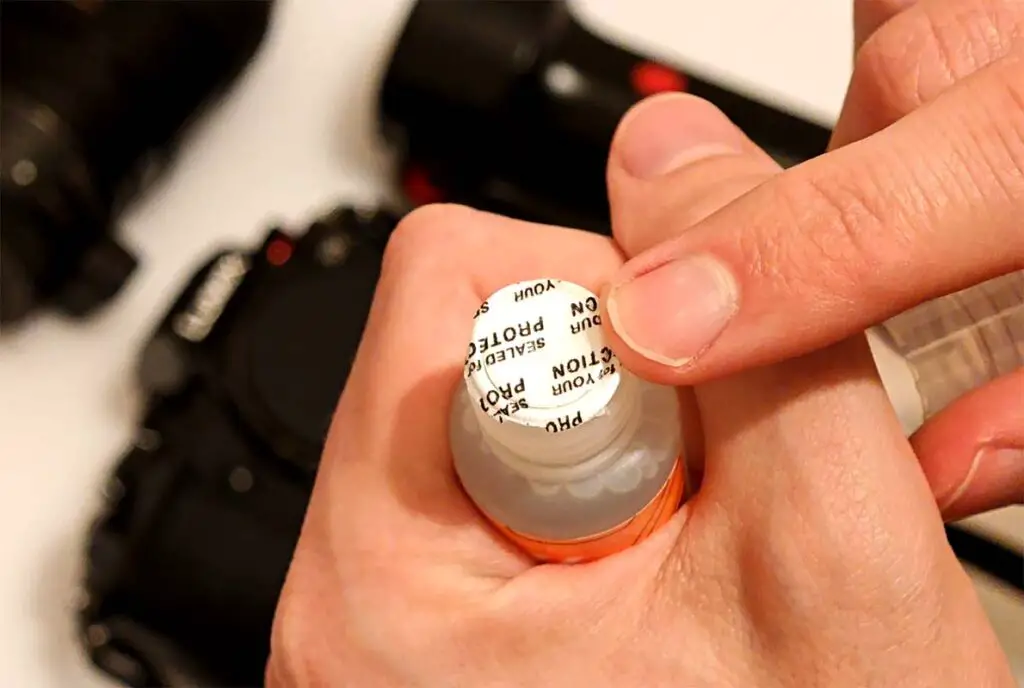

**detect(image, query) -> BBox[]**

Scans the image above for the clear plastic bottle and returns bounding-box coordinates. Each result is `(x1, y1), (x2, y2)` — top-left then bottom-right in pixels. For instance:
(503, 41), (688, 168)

(449, 278), (686, 564)
(869, 270), (1023, 435)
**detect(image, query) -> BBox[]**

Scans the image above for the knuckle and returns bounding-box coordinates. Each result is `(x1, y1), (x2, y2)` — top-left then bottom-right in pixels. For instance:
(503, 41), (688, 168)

(800, 173), (892, 267)
(854, 0), (1023, 114)
(854, 0), (914, 36)
(615, 153), (776, 257)
(769, 52), (1024, 304)
(380, 203), (478, 277)
(855, 0), (898, 14)
(750, 167), (900, 304)
(853, 12), (935, 115)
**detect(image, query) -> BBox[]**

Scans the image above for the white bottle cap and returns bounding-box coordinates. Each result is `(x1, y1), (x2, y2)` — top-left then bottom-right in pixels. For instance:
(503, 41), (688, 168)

(463, 278), (640, 471)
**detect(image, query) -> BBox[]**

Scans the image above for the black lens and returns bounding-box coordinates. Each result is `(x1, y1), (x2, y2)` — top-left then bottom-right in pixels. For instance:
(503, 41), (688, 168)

(0, 0), (274, 327)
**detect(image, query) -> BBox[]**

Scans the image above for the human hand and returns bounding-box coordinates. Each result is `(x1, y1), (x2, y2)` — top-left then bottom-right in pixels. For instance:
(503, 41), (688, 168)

(600, 0), (1024, 522)
(265, 203), (1013, 687)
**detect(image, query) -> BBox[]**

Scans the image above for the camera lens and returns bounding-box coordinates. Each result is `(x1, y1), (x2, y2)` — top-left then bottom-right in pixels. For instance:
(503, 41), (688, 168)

(0, 0), (274, 327)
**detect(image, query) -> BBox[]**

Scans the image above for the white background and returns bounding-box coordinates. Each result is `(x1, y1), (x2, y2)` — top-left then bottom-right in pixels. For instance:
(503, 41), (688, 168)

(0, 0), (1020, 686)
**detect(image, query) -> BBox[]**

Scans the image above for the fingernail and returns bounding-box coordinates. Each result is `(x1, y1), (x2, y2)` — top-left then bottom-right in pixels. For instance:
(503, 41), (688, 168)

(615, 93), (748, 179)
(607, 255), (739, 367)
(939, 445), (1024, 516)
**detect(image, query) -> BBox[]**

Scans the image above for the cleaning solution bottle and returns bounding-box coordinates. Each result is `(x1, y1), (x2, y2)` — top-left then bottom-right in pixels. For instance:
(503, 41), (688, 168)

(869, 270), (1023, 434)
(449, 278), (686, 564)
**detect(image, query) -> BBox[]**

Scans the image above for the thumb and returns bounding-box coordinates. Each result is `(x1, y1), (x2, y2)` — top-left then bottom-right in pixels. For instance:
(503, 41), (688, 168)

(602, 94), (785, 483)
(605, 93), (781, 261)
(601, 94), (784, 374)
(602, 100), (952, 587)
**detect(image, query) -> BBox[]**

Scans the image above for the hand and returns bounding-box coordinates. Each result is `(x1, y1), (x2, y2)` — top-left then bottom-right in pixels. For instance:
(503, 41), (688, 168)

(600, 0), (1024, 521)
(265, 204), (1013, 687)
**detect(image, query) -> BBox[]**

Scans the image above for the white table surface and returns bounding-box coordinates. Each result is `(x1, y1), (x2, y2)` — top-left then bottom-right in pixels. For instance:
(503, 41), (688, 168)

(0, 1), (1020, 686)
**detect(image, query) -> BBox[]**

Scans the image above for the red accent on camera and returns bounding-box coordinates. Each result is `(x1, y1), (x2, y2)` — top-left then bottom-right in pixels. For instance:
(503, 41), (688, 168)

(402, 165), (445, 206)
(631, 61), (688, 97)
(266, 238), (293, 267)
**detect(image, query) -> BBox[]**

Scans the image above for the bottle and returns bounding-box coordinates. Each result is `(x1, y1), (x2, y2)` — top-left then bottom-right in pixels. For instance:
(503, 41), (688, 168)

(449, 278), (685, 564)
(869, 270), (1023, 435)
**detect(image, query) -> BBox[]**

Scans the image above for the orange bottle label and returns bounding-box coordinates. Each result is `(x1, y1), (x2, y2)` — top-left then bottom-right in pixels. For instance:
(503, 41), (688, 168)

(489, 457), (685, 564)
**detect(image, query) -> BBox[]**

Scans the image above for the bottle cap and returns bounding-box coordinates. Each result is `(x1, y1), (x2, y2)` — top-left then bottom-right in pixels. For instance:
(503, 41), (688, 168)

(463, 278), (635, 468)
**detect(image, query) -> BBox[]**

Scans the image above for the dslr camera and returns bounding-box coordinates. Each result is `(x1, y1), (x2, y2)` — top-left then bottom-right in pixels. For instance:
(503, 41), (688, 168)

(378, 0), (833, 233)
(79, 204), (398, 687)
(1, 0), (273, 327)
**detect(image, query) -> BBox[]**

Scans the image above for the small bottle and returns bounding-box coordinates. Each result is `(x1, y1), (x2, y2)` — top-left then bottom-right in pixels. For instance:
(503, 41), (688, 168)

(449, 278), (685, 564)
(869, 270), (1023, 435)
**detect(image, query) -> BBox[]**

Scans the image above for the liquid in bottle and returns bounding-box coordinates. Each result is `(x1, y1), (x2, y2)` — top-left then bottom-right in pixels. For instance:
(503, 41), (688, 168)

(449, 278), (686, 564)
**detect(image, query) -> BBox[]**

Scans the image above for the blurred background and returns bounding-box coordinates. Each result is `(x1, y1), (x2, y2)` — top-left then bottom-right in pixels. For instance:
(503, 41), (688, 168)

(0, 0), (1019, 686)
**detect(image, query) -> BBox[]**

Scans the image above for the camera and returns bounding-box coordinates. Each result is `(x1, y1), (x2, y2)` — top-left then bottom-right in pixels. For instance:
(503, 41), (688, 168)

(0, 0), (274, 328)
(378, 0), (832, 233)
(78, 204), (399, 687)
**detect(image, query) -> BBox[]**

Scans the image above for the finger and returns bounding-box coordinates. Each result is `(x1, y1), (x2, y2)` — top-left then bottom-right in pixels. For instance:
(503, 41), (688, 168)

(911, 369), (1024, 521)
(835, 0), (1024, 147)
(853, 0), (917, 53)
(603, 55), (1024, 387)
(314, 205), (625, 572)
(673, 333), (1008, 685)
(666, 334), (979, 647)
(606, 92), (780, 258)
(600, 93), (953, 610)
(603, 93), (783, 479)
(602, 94), (785, 383)
(693, 335), (944, 539)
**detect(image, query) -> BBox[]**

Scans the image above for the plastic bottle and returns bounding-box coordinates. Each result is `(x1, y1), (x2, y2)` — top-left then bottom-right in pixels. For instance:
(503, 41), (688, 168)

(449, 272), (1022, 564)
(869, 270), (1023, 435)
(449, 278), (685, 564)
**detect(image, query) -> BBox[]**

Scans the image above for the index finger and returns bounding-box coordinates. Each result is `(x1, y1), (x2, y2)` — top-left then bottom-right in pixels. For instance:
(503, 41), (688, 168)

(853, 0), (916, 52)
(603, 56), (1024, 386)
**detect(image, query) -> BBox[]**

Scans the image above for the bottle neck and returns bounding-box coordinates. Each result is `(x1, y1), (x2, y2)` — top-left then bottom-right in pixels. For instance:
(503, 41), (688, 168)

(476, 371), (644, 483)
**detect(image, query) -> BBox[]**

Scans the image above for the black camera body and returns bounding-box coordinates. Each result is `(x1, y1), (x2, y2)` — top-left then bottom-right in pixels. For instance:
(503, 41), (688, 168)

(79, 205), (398, 687)
(379, 0), (832, 233)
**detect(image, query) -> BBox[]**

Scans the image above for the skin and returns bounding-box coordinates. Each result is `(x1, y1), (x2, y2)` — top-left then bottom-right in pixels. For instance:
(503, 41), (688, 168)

(267, 1), (1020, 685)
(266, 206), (1012, 688)
(602, 0), (1024, 518)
